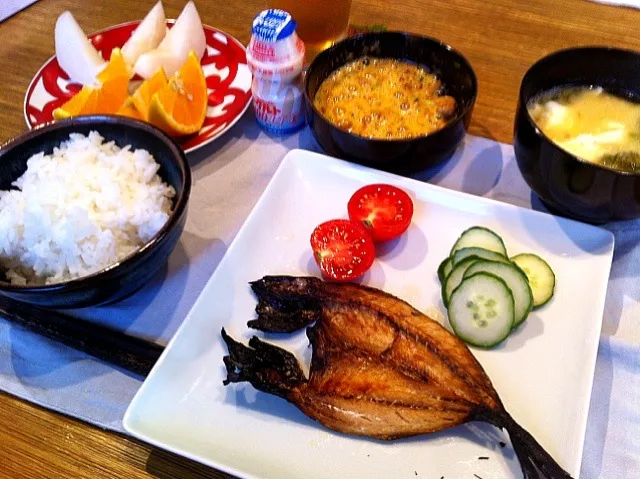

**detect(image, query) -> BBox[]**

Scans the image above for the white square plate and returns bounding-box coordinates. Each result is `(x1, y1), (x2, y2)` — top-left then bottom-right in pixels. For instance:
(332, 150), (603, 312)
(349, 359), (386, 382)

(124, 149), (614, 479)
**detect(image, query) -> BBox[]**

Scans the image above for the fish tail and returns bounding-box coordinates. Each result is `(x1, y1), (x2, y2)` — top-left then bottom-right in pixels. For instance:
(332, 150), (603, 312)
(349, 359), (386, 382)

(475, 410), (573, 478)
(221, 328), (307, 398)
(499, 412), (574, 478)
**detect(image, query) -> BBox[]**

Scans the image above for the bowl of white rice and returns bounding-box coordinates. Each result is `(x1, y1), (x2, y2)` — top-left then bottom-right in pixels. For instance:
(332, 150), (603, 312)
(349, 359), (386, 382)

(0, 115), (191, 308)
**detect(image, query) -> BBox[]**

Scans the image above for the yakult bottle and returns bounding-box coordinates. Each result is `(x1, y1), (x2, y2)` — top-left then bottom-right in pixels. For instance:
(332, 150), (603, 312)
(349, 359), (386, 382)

(247, 9), (306, 135)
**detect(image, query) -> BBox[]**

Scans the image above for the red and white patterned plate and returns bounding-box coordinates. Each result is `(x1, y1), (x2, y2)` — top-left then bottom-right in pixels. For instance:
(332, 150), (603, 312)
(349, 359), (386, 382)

(24, 21), (252, 153)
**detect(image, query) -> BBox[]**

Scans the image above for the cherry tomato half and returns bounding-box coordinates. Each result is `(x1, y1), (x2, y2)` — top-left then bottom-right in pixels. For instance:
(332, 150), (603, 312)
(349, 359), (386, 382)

(310, 219), (375, 281)
(347, 184), (414, 242)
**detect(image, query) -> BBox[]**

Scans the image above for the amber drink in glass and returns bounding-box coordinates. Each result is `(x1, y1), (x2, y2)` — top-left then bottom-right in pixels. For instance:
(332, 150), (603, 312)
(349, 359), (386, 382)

(270, 0), (352, 60)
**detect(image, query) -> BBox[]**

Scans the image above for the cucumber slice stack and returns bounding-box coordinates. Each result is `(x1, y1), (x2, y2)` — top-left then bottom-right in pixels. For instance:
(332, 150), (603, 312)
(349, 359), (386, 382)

(437, 226), (555, 348)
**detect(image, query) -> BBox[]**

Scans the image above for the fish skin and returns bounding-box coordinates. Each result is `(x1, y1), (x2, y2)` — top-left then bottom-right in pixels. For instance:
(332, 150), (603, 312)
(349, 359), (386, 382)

(223, 276), (573, 479)
(249, 276), (499, 406)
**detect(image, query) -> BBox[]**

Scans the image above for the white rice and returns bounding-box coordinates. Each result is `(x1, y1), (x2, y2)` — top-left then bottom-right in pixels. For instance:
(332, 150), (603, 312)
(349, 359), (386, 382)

(0, 131), (176, 286)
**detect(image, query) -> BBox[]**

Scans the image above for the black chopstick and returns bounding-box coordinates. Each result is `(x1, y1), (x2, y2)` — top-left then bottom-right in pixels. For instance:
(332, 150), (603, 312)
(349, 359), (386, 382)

(0, 296), (164, 376)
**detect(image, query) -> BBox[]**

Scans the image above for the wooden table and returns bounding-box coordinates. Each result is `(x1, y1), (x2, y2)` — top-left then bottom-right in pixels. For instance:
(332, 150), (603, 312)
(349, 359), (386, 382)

(0, 0), (639, 477)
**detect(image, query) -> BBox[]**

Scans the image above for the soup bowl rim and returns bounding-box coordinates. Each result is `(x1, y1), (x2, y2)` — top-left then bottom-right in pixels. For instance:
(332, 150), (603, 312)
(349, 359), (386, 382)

(519, 45), (640, 177)
(304, 30), (478, 144)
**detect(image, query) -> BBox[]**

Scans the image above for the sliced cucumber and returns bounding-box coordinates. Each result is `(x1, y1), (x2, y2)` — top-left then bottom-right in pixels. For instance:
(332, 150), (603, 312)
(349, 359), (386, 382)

(464, 260), (533, 327)
(437, 257), (453, 283)
(452, 247), (510, 266)
(442, 257), (479, 306)
(511, 253), (555, 307)
(448, 272), (515, 348)
(450, 226), (508, 258)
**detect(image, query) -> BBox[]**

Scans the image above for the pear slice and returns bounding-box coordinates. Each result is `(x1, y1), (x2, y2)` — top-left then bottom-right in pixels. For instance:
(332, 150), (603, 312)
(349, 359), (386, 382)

(133, 49), (185, 83)
(133, 1), (206, 79)
(55, 11), (107, 86)
(158, 1), (206, 59)
(121, 1), (167, 67)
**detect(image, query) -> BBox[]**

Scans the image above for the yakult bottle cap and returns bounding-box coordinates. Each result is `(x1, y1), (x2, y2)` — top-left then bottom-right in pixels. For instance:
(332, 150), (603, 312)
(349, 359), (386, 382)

(252, 9), (297, 43)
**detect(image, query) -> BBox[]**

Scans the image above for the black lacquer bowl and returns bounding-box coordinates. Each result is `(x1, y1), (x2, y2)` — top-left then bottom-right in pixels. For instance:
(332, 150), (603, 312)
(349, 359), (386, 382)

(0, 116), (191, 308)
(304, 31), (477, 175)
(514, 46), (640, 223)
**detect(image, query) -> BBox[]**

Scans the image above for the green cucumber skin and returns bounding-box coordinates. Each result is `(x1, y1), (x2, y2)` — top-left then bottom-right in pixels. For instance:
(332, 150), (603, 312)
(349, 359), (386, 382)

(441, 257), (479, 307)
(452, 247), (510, 266)
(437, 257), (453, 284)
(443, 260), (453, 280)
(449, 226), (508, 258)
(511, 259), (536, 321)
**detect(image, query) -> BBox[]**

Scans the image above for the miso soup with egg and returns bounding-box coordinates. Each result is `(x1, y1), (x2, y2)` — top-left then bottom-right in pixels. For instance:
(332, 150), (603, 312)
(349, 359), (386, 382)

(528, 87), (640, 173)
(313, 57), (457, 140)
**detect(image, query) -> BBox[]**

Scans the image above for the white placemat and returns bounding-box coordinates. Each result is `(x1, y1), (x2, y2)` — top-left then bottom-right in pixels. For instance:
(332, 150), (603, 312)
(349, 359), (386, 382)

(0, 111), (638, 477)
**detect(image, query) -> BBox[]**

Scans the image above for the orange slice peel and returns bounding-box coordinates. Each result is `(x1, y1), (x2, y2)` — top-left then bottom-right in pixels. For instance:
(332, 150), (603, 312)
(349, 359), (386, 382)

(53, 48), (131, 120)
(132, 68), (168, 120)
(116, 97), (143, 120)
(147, 50), (207, 137)
(52, 48), (207, 139)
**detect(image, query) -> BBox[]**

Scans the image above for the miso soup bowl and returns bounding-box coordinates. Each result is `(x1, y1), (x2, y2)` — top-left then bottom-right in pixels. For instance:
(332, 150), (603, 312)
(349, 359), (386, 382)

(514, 46), (640, 223)
(304, 31), (477, 175)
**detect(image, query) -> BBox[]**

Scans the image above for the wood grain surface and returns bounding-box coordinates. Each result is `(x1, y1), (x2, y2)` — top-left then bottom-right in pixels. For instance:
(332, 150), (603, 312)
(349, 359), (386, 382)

(0, 0), (639, 477)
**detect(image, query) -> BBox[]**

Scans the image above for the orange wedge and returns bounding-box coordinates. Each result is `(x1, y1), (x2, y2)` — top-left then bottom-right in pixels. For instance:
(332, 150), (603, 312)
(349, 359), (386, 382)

(96, 47), (130, 84)
(147, 51), (207, 136)
(53, 48), (131, 120)
(116, 97), (143, 120)
(131, 68), (168, 120)
(52, 88), (95, 120)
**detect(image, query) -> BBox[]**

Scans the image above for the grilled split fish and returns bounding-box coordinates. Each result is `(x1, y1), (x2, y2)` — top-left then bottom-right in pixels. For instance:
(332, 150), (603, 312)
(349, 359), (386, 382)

(222, 276), (572, 479)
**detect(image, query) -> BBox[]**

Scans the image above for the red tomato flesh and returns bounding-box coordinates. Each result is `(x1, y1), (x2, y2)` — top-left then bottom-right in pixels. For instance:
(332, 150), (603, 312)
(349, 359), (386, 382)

(310, 219), (375, 281)
(347, 184), (414, 242)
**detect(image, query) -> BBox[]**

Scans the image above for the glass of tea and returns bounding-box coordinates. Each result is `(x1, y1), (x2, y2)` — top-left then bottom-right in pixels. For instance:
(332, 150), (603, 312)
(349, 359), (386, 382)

(269, 0), (352, 61)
